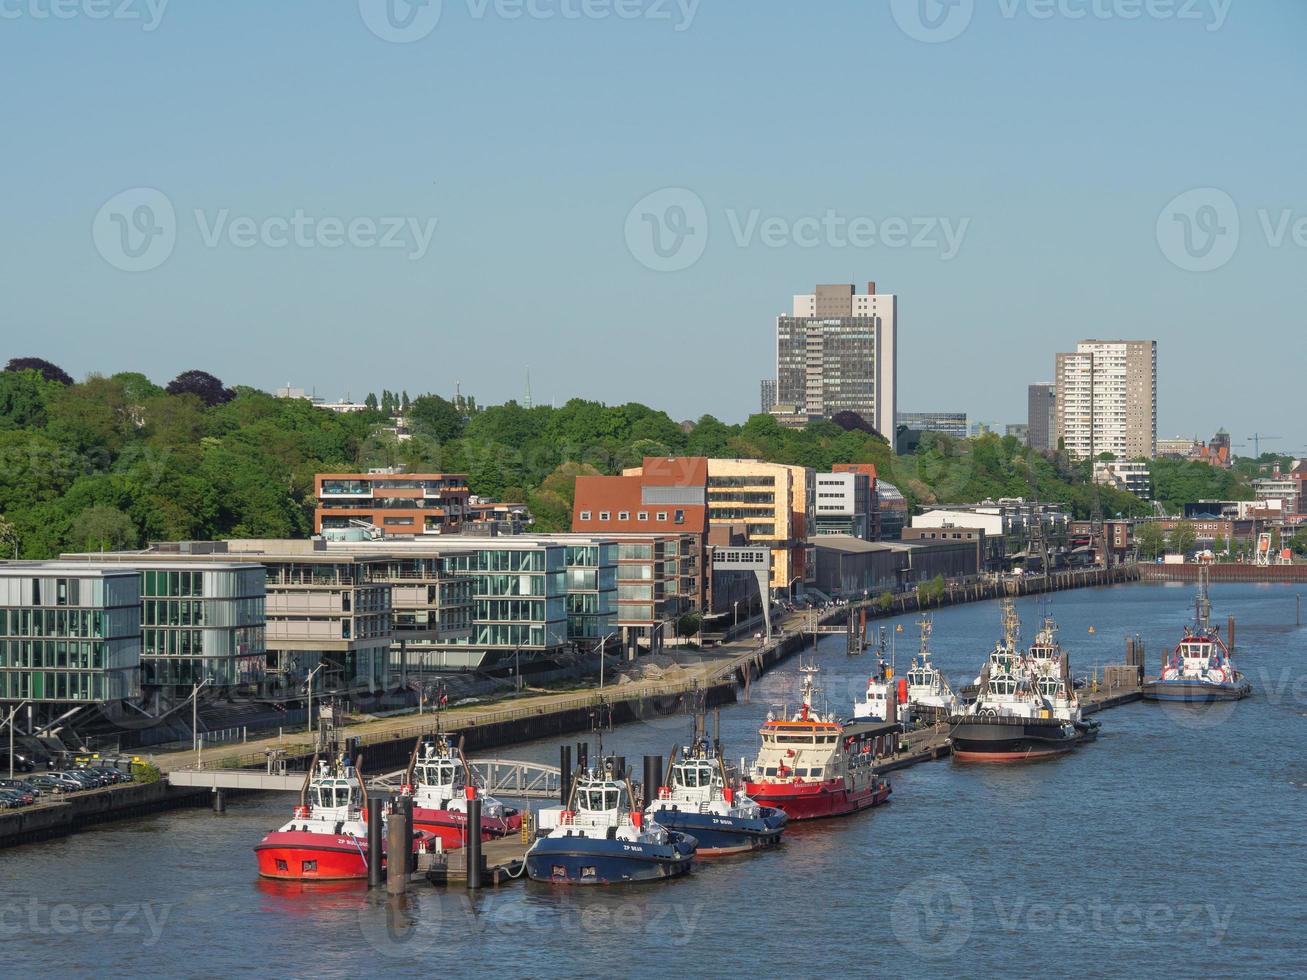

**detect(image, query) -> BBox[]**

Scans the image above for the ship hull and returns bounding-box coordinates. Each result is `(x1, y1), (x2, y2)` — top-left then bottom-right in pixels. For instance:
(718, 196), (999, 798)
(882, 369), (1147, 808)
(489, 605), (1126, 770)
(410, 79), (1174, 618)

(742, 777), (891, 821)
(646, 807), (787, 856)
(254, 831), (370, 881)
(525, 833), (696, 885)
(410, 805), (522, 848)
(1142, 680), (1251, 703)
(949, 717), (1077, 763)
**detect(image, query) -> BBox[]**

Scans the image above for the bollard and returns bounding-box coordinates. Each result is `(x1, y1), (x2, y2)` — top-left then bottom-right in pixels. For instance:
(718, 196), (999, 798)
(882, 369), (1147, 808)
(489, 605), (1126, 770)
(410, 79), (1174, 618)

(367, 797), (384, 888)
(614, 756), (625, 780)
(466, 792), (483, 890)
(212, 788), (225, 813)
(1228, 615), (1235, 654)
(399, 796), (416, 875)
(386, 803), (408, 895)
(559, 745), (572, 805)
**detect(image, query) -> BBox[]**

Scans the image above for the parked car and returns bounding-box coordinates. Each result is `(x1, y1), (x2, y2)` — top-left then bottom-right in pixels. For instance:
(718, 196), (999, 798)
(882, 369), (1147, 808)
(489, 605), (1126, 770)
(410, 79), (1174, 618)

(53, 770), (103, 789)
(0, 778), (39, 797)
(0, 787), (36, 806)
(30, 774), (83, 793)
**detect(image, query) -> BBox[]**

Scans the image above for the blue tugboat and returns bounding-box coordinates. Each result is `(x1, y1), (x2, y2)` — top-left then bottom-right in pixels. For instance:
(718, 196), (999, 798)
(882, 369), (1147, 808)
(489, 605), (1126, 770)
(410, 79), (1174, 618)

(1142, 564), (1251, 703)
(526, 760), (697, 885)
(645, 737), (787, 856)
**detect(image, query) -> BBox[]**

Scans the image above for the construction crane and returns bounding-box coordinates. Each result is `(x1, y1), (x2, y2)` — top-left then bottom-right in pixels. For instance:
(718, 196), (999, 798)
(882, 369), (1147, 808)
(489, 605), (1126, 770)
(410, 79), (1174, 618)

(1247, 434), (1282, 458)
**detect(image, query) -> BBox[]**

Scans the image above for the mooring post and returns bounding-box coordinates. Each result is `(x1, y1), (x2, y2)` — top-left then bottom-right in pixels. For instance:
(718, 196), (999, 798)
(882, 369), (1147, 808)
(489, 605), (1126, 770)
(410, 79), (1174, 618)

(386, 801), (407, 895)
(642, 755), (658, 807)
(212, 788), (225, 813)
(559, 745), (571, 805)
(367, 796), (384, 888)
(1228, 615), (1236, 654)
(466, 790), (483, 890)
(400, 795), (415, 875)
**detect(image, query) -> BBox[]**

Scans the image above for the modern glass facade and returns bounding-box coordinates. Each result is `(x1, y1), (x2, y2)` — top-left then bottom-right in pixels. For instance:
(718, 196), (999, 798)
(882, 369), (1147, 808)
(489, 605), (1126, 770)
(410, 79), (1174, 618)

(563, 543), (618, 640)
(441, 545), (568, 653)
(139, 565), (267, 689)
(0, 568), (141, 707)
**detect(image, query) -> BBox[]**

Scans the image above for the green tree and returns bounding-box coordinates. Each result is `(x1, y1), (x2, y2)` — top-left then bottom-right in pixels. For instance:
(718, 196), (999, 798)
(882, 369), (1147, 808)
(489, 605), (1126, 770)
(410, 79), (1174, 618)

(1169, 520), (1198, 556)
(408, 395), (465, 443)
(65, 505), (138, 552)
(0, 369), (52, 430)
(876, 591), (894, 613)
(1289, 530), (1307, 557)
(364, 392), (379, 412)
(676, 612), (703, 638)
(1135, 521), (1165, 559)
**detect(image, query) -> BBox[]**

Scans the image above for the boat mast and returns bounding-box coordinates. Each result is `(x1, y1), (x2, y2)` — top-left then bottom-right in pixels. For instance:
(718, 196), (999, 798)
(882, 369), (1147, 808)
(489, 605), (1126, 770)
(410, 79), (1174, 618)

(1195, 563), (1212, 631)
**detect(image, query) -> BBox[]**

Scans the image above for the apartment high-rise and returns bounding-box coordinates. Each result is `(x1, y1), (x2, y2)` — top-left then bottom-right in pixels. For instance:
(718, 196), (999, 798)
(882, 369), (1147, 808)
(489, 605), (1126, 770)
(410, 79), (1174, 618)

(776, 282), (897, 449)
(1054, 341), (1157, 460)
(1027, 383), (1056, 451)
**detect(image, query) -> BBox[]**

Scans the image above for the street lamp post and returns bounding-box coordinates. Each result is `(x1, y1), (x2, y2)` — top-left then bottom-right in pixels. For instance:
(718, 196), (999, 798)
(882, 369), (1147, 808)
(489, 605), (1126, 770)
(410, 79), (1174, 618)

(192, 677), (214, 769)
(733, 601), (740, 633)
(596, 631), (617, 691)
(5, 700), (31, 780)
(305, 663), (326, 740)
(514, 644), (522, 693)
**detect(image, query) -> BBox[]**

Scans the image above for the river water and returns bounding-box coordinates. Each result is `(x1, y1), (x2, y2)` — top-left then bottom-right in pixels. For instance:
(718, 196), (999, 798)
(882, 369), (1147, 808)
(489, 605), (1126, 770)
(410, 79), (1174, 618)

(4, 583), (1305, 979)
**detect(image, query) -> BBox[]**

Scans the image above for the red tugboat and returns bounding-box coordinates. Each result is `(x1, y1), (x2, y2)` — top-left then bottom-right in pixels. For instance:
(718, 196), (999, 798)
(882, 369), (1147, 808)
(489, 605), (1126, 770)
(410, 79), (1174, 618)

(254, 753), (429, 881)
(743, 663), (892, 821)
(395, 736), (523, 847)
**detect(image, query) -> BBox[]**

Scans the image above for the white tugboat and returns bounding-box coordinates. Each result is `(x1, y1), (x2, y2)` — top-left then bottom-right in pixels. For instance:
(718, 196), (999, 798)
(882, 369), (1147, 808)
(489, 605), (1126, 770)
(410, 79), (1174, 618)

(1143, 564), (1251, 703)
(903, 615), (959, 723)
(1026, 614), (1099, 743)
(645, 736), (787, 856)
(396, 736), (522, 847)
(948, 601), (1079, 763)
(527, 760), (696, 885)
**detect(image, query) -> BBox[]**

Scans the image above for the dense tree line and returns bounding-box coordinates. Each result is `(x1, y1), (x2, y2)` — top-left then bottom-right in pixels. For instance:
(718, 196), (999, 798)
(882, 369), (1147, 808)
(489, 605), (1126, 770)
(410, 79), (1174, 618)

(1, 358), (1201, 558)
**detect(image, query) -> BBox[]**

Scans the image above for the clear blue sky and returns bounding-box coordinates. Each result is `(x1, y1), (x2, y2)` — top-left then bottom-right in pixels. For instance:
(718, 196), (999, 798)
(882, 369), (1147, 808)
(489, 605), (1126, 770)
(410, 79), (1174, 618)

(2, 1), (1304, 451)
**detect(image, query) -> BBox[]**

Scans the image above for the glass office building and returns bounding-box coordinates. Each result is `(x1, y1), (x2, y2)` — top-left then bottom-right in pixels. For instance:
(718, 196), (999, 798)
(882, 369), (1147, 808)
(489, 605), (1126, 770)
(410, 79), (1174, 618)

(0, 565), (142, 719)
(139, 563), (267, 689)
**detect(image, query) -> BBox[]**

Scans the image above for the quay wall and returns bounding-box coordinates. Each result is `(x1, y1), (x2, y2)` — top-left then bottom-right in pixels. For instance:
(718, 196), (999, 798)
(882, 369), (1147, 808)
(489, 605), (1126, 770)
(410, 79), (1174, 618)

(1139, 563), (1307, 584)
(0, 781), (208, 849)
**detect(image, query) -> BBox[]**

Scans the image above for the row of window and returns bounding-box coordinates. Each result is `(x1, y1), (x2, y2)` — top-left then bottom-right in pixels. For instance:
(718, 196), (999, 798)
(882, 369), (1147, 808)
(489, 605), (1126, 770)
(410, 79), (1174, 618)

(0, 669), (136, 703)
(0, 639), (126, 671)
(578, 510), (687, 525)
(0, 607), (135, 641)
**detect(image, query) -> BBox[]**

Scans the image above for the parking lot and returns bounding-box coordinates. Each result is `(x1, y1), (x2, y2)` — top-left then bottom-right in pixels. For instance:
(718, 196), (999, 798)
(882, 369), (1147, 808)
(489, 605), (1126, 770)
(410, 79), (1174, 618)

(0, 764), (136, 810)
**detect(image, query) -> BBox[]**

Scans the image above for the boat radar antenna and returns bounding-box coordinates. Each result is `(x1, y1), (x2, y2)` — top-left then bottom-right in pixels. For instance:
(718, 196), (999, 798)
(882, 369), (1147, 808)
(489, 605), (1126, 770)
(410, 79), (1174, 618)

(798, 659), (821, 709)
(917, 613), (933, 657)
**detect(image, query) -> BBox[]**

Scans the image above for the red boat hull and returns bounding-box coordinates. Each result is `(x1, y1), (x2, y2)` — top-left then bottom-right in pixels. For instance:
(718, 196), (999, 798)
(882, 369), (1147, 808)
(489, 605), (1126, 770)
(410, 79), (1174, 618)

(254, 831), (370, 881)
(410, 806), (523, 847)
(743, 778), (891, 821)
